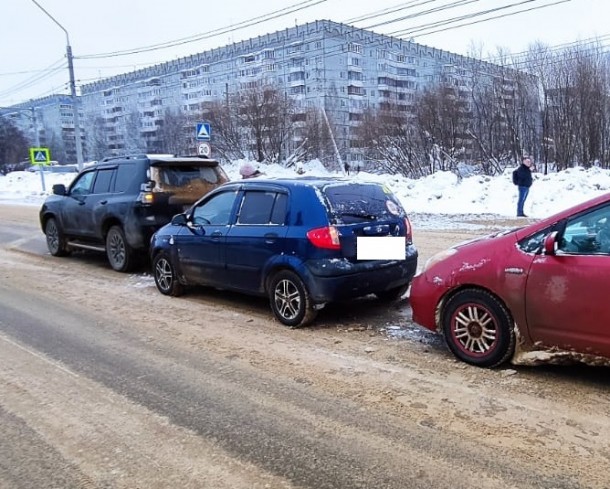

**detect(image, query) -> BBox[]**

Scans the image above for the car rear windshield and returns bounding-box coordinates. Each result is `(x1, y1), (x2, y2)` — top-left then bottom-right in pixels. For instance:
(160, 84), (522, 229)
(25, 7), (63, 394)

(151, 165), (227, 204)
(322, 183), (405, 223)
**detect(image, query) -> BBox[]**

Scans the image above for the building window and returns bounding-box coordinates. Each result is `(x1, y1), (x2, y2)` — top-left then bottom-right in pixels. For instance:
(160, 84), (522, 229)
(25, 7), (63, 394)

(347, 43), (362, 54)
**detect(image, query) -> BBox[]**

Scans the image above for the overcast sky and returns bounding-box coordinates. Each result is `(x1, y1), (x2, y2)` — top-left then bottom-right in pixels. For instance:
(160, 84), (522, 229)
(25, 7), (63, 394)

(1, 0), (607, 107)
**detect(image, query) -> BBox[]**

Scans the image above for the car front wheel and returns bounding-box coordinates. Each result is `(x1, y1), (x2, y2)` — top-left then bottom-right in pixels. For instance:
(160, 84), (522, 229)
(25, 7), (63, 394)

(153, 252), (184, 296)
(442, 288), (515, 368)
(269, 270), (317, 327)
(106, 226), (133, 272)
(45, 217), (70, 256)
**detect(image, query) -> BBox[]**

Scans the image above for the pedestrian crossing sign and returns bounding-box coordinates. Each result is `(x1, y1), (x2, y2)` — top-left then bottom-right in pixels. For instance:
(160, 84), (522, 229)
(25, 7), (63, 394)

(195, 122), (211, 141)
(29, 147), (51, 165)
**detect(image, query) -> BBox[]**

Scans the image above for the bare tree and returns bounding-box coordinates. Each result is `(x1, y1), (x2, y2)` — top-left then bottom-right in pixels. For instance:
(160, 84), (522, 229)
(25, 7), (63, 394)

(354, 105), (429, 178)
(0, 118), (28, 168)
(204, 100), (246, 161)
(85, 115), (109, 161)
(236, 84), (296, 163)
(299, 107), (338, 168)
(526, 41), (610, 171)
(123, 111), (144, 154)
(464, 50), (539, 175)
(414, 85), (470, 174)
(157, 108), (191, 155)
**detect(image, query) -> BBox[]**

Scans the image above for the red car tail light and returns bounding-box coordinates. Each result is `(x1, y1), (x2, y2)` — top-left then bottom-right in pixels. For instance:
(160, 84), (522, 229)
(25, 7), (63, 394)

(307, 226), (341, 250)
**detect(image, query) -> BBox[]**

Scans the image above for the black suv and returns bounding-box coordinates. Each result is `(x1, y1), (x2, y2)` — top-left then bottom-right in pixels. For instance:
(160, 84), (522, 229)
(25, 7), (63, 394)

(39, 154), (228, 272)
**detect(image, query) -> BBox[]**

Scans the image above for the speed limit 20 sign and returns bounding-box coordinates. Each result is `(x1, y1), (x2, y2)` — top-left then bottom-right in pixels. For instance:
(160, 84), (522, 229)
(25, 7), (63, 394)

(197, 142), (211, 157)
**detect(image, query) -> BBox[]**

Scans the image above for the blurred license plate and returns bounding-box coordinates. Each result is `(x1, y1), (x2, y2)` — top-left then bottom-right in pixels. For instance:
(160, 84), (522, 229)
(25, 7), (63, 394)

(356, 237), (405, 260)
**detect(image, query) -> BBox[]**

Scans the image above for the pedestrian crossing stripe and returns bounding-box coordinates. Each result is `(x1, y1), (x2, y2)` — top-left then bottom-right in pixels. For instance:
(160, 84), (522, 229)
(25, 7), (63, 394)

(29, 147), (51, 165)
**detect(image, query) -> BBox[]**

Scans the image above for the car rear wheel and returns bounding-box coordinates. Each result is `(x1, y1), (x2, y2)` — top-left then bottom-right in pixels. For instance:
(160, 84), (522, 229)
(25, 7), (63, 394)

(442, 289), (515, 368)
(106, 225), (133, 272)
(269, 270), (317, 327)
(153, 252), (184, 296)
(45, 217), (70, 257)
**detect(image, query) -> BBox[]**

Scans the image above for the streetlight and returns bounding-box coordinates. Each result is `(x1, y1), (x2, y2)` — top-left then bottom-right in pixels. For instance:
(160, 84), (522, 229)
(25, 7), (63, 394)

(30, 0), (84, 170)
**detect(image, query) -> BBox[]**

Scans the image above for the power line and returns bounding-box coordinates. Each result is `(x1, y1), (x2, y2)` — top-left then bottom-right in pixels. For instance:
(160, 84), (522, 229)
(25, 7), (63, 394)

(387, 0), (569, 37)
(363, 0), (485, 31)
(77, 0), (327, 59)
(0, 57), (67, 100)
(486, 34), (610, 66)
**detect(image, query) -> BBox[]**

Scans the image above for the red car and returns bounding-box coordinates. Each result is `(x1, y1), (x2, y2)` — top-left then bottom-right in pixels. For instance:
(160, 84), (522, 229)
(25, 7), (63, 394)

(410, 192), (610, 368)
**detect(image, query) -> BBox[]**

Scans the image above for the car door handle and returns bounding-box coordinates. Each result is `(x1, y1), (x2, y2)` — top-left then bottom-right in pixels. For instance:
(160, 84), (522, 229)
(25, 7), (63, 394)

(264, 232), (278, 244)
(99, 200), (108, 205)
(211, 230), (223, 241)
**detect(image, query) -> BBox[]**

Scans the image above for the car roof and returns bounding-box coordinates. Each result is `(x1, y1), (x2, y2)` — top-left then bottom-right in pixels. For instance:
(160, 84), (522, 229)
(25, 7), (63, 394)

(95, 154), (220, 168)
(235, 176), (382, 189)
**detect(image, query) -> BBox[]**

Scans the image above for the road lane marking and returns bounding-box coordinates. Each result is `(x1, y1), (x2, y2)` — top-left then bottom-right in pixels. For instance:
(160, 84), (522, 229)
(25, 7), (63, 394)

(0, 332), (80, 378)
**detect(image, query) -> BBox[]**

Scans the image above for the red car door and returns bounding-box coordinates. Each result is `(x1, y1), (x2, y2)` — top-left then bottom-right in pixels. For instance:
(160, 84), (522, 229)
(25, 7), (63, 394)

(525, 252), (610, 358)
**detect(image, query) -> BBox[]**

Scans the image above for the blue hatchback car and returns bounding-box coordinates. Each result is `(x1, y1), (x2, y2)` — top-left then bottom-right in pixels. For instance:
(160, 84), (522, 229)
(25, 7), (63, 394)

(150, 177), (418, 326)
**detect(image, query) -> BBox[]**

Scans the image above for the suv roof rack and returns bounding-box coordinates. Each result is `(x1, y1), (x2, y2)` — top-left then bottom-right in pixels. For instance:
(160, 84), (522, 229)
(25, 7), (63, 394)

(100, 153), (176, 162)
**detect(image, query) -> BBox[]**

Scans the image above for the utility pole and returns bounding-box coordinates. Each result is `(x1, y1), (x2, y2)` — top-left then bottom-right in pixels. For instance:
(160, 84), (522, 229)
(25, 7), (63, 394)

(322, 106), (345, 175)
(31, 0), (84, 170)
(30, 105), (47, 191)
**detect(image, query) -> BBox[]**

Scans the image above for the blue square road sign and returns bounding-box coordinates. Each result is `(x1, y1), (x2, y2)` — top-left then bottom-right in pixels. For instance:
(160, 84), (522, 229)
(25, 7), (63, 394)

(196, 122), (211, 141)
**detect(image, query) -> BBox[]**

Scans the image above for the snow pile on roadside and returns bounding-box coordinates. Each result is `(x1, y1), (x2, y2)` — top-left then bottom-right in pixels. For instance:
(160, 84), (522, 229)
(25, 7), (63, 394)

(2, 161), (610, 219)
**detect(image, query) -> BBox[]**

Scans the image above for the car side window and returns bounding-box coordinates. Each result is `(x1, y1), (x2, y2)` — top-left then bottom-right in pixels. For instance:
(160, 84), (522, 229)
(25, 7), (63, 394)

(92, 168), (115, 194)
(238, 191), (279, 225)
(192, 190), (238, 226)
(70, 171), (95, 196)
(114, 163), (136, 193)
(518, 225), (555, 254)
(559, 204), (610, 255)
(270, 193), (288, 225)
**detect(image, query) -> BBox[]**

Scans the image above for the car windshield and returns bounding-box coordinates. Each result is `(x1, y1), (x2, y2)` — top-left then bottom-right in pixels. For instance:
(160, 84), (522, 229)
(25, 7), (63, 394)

(322, 183), (404, 224)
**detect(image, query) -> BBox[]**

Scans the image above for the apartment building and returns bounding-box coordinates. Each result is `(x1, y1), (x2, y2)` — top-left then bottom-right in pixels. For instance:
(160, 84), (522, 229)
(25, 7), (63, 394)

(7, 20), (508, 165)
(1, 94), (84, 163)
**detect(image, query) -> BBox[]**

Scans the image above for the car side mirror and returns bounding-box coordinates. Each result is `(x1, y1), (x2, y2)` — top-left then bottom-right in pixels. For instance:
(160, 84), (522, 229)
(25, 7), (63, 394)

(171, 213), (188, 226)
(52, 184), (66, 196)
(141, 180), (156, 192)
(543, 231), (558, 256)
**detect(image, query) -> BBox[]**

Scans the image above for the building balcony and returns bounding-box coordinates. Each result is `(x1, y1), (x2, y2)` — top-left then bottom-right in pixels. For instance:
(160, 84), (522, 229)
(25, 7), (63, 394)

(347, 85), (365, 96)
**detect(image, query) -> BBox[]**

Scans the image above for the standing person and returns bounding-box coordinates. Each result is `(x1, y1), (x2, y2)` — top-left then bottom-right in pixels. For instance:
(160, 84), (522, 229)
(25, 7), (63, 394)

(513, 156), (534, 217)
(239, 162), (263, 179)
